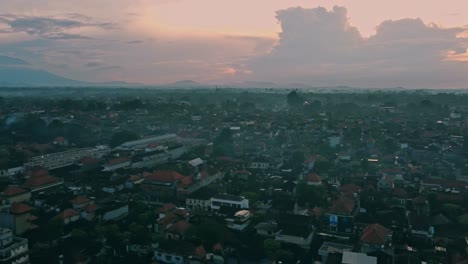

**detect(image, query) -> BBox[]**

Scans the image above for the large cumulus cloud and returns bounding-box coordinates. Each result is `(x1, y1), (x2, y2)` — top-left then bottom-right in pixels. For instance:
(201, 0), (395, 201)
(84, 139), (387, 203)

(247, 6), (468, 88)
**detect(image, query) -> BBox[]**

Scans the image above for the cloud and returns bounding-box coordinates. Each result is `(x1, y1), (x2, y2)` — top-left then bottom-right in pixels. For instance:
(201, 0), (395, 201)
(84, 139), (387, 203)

(246, 6), (468, 88)
(126, 40), (144, 44)
(0, 14), (115, 39)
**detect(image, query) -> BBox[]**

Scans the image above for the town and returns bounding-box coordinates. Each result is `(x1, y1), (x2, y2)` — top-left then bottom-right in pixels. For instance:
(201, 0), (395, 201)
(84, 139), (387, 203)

(0, 87), (467, 264)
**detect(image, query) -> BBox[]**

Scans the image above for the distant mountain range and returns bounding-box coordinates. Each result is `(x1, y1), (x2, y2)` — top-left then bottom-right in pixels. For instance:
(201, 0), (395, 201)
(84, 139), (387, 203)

(0, 56), (141, 87)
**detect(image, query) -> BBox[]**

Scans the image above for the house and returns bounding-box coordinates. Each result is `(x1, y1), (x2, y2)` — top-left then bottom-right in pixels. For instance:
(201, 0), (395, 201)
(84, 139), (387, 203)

(255, 221), (279, 237)
(57, 209), (80, 225)
(303, 155), (317, 173)
(82, 204), (98, 221)
(165, 220), (191, 240)
(225, 210), (252, 231)
(0, 202), (36, 235)
(275, 214), (315, 249)
(100, 203), (129, 221)
(141, 170), (186, 201)
(323, 194), (360, 236)
(1, 186), (31, 204)
(306, 173), (322, 186)
(157, 208), (189, 234)
(70, 196), (91, 210)
(210, 194), (249, 212)
(360, 224), (393, 255)
(159, 203), (177, 219)
(185, 187), (218, 212)
(341, 251), (377, 264)
(102, 157), (131, 171)
(53, 136), (68, 146)
(318, 242), (353, 264)
(125, 175), (144, 189)
(153, 240), (207, 264)
(22, 173), (63, 193)
(0, 227), (29, 264)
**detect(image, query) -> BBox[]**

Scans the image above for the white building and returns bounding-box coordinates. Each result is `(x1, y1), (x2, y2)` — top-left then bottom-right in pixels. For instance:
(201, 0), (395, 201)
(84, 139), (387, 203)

(210, 194), (249, 211)
(0, 227), (29, 264)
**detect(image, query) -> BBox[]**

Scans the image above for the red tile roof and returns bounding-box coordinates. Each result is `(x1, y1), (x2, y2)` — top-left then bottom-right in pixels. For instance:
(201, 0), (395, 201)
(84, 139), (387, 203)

(107, 157), (129, 165)
(10, 202), (33, 214)
(194, 245), (207, 257)
(213, 243), (223, 252)
(2, 186), (27, 197)
(57, 208), (79, 220)
(145, 171), (185, 183)
(84, 204), (98, 213)
(29, 167), (49, 178)
(166, 220), (191, 235)
(179, 176), (193, 187)
(360, 224), (390, 245)
(340, 184), (361, 194)
(23, 175), (60, 188)
(159, 203), (176, 213)
(329, 196), (355, 215)
(27, 215), (38, 222)
(70, 196), (90, 205)
(79, 157), (98, 165)
(306, 173), (322, 183)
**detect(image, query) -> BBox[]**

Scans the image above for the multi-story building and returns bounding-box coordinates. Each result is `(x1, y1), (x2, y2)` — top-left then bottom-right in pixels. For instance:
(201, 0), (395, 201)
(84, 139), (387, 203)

(0, 227), (29, 264)
(210, 194), (249, 212)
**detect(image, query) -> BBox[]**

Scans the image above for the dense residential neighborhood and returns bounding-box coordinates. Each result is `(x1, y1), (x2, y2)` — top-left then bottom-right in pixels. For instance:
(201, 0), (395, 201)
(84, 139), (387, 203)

(0, 87), (468, 263)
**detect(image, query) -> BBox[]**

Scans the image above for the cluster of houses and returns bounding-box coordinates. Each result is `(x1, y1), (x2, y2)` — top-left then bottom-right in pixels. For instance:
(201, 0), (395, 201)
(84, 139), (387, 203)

(0, 91), (467, 263)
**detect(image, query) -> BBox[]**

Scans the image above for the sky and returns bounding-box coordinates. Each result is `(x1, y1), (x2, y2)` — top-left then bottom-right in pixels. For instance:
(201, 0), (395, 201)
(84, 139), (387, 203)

(1, 0), (468, 88)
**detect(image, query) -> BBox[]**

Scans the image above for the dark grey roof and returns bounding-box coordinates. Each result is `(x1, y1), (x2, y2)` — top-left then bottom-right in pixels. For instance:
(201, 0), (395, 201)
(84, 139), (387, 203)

(212, 193), (245, 202)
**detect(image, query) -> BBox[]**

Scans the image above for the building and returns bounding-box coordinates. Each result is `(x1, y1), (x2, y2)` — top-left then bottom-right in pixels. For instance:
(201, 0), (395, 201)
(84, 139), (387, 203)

(24, 146), (109, 170)
(322, 194), (360, 237)
(0, 187), (30, 204)
(102, 157), (131, 171)
(360, 224), (393, 255)
(226, 210), (252, 231)
(0, 203), (36, 235)
(306, 173), (322, 186)
(275, 214), (315, 249)
(210, 194), (249, 212)
(22, 171), (63, 193)
(185, 187), (218, 212)
(141, 170), (186, 201)
(342, 251), (377, 264)
(0, 227), (29, 264)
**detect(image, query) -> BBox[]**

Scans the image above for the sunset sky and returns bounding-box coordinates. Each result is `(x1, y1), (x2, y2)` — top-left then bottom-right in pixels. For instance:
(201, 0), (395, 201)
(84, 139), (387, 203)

(1, 0), (468, 88)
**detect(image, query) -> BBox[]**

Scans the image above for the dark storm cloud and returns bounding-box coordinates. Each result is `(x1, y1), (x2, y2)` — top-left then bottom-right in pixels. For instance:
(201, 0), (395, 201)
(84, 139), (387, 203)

(0, 14), (115, 39)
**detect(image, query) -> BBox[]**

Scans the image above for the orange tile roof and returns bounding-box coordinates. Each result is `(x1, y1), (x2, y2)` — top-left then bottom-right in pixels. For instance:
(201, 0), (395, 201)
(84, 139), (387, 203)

(145, 170), (185, 183)
(23, 175), (60, 188)
(57, 208), (79, 220)
(360, 224), (390, 245)
(70, 196), (90, 205)
(329, 196), (355, 215)
(10, 202), (33, 214)
(107, 157), (129, 166)
(84, 204), (98, 213)
(166, 220), (191, 235)
(2, 186), (27, 197)
(159, 203), (176, 213)
(340, 184), (361, 194)
(306, 173), (322, 183)
(194, 245), (206, 257)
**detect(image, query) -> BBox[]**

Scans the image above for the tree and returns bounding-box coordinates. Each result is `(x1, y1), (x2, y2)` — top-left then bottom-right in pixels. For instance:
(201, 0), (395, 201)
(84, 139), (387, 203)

(213, 128), (233, 156)
(296, 183), (328, 207)
(263, 239), (281, 260)
(287, 91), (302, 108)
(110, 131), (138, 147)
